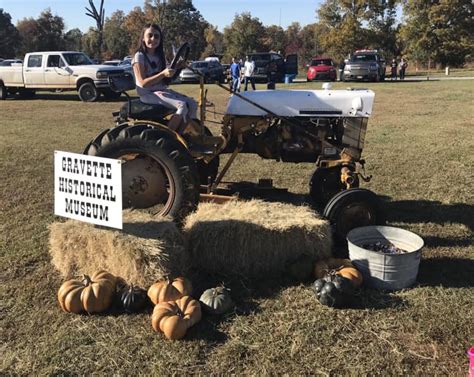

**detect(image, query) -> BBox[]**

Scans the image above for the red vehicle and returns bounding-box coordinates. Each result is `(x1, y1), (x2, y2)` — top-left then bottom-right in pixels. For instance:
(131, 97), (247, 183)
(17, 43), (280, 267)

(306, 57), (337, 82)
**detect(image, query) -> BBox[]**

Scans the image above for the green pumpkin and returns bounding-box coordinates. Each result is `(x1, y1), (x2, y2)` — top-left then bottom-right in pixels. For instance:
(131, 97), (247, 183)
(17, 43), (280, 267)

(199, 286), (234, 315)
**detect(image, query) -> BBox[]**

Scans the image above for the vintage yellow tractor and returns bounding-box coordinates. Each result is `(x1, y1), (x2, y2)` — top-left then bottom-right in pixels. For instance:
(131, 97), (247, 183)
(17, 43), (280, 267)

(84, 44), (383, 240)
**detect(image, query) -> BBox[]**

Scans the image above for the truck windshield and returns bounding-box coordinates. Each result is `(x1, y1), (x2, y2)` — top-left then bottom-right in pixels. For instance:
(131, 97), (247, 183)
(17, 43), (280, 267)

(352, 55), (376, 62)
(62, 53), (93, 66)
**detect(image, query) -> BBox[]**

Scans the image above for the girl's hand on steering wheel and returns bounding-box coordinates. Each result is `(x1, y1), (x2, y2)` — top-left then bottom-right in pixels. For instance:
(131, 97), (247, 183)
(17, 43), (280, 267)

(162, 68), (175, 78)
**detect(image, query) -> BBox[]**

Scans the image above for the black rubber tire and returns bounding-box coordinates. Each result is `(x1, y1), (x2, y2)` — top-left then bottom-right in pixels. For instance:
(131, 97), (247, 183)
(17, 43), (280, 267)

(0, 84), (7, 100)
(195, 126), (220, 185)
(78, 82), (99, 102)
(309, 166), (359, 208)
(323, 188), (385, 243)
(84, 124), (200, 222)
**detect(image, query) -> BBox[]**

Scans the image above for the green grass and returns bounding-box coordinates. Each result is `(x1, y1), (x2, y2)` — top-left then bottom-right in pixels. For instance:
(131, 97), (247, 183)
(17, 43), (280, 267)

(1, 80), (473, 375)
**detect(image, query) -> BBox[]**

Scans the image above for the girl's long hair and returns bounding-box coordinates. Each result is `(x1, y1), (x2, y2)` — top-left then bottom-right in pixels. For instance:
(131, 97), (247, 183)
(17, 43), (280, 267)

(137, 23), (166, 71)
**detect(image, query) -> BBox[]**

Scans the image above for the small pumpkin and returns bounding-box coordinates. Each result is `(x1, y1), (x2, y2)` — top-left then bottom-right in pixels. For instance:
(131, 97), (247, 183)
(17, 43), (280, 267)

(57, 270), (116, 314)
(147, 277), (192, 305)
(336, 266), (363, 288)
(199, 286), (234, 315)
(314, 258), (354, 279)
(119, 284), (149, 313)
(151, 295), (202, 340)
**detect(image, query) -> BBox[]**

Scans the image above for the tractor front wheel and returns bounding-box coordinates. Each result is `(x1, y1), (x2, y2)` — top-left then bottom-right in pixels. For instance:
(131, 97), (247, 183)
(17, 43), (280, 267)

(84, 124), (200, 222)
(309, 166), (358, 208)
(323, 188), (385, 243)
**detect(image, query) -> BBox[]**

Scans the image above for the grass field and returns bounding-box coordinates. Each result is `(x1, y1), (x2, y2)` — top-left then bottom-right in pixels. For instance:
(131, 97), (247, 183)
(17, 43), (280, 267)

(1, 79), (473, 375)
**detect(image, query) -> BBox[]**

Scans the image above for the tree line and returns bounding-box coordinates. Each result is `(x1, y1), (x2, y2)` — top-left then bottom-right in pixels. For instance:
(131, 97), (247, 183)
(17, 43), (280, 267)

(0, 0), (473, 68)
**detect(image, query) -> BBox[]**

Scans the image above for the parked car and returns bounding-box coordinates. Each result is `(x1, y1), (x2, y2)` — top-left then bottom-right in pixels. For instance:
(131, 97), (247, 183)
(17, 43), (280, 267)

(247, 52), (297, 83)
(179, 60), (224, 83)
(0, 59), (23, 66)
(306, 57), (337, 82)
(0, 51), (126, 101)
(343, 50), (386, 82)
(119, 56), (133, 76)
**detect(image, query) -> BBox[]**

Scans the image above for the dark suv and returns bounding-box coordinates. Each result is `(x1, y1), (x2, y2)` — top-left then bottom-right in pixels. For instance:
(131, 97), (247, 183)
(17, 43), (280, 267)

(247, 52), (298, 83)
(343, 50), (386, 82)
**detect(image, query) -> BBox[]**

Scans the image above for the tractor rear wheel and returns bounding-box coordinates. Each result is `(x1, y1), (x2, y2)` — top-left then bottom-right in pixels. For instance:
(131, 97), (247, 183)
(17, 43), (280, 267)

(84, 124), (200, 222)
(323, 188), (385, 242)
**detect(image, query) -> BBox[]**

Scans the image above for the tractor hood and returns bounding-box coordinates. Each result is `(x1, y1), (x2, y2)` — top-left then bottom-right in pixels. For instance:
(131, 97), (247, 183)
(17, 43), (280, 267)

(226, 89), (375, 118)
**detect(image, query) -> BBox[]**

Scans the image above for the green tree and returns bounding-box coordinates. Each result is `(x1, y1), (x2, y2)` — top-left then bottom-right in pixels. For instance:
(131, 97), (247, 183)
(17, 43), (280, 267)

(0, 9), (20, 58)
(123, 6), (147, 55)
(299, 23), (328, 65)
(223, 12), (266, 61)
(64, 28), (83, 51)
(400, 0), (474, 67)
(148, 0), (209, 61)
(36, 8), (65, 51)
(261, 25), (287, 54)
(365, 0), (399, 57)
(317, 0), (369, 61)
(81, 27), (101, 59)
(200, 25), (223, 59)
(103, 10), (131, 59)
(16, 18), (41, 57)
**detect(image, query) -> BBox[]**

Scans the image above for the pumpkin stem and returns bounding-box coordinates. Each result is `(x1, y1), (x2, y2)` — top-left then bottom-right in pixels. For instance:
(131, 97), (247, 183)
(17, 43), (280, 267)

(82, 275), (92, 286)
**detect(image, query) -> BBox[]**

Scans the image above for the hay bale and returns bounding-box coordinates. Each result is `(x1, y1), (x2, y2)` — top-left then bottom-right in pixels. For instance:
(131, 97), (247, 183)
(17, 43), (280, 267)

(49, 210), (189, 286)
(183, 199), (333, 279)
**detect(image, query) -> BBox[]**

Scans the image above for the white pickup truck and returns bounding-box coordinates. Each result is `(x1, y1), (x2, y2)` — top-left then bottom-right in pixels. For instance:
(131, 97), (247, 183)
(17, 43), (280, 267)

(0, 51), (128, 102)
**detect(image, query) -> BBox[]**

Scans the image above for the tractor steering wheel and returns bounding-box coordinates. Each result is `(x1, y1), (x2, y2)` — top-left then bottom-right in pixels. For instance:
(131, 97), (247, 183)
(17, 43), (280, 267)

(168, 42), (190, 81)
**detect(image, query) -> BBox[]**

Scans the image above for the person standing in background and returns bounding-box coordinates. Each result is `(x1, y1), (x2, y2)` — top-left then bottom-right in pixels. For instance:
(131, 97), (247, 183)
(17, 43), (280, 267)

(243, 55), (256, 91)
(230, 57), (241, 93)
(399, 57), (408, 80)
(390, 58), (398, 80)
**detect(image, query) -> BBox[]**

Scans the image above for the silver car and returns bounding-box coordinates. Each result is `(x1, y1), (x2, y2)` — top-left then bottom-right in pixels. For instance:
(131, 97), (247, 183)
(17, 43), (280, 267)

(179, 60), (224, 83)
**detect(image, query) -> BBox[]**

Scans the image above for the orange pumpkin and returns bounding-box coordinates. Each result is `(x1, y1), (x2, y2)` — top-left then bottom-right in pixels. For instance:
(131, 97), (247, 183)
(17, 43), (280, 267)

(147, 277), (192, 305)
(337, 266), (363, 288)
(57, 270), (116, 314)
(314, 258), (354, 279)
(151, 295), (202, 340)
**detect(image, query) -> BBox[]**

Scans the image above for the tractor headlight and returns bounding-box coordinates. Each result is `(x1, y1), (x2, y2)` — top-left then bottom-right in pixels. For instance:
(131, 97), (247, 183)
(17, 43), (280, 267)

(96, 71), (108, 79)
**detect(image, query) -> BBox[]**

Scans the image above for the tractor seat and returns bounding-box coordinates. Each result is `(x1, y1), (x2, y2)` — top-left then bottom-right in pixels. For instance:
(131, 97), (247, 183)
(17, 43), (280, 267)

(120, 99), (176, 121)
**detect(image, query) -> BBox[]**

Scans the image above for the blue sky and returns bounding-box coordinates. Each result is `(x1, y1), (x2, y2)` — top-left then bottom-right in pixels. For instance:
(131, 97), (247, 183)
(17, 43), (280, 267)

(2, 0), (324, 32)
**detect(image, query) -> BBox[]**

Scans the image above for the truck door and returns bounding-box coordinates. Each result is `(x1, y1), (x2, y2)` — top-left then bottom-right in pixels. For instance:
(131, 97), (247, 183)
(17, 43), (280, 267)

(44, 54), (71, 87)
(24, 54), (45, 86)
(285, 54), (298, 75)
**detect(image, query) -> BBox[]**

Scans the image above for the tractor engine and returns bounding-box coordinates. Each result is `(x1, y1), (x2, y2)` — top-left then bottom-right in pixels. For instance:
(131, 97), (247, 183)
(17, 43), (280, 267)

(222, 88), (373, 163)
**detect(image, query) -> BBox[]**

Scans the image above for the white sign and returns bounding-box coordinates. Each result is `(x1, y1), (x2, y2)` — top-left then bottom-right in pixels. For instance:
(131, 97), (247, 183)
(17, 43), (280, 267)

(54, 151), (123, 229)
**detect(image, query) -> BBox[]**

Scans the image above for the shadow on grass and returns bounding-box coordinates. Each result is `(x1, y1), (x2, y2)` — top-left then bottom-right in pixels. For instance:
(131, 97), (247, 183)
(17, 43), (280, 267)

(382, 198), (473, 231)
(418, 257), (474, 288)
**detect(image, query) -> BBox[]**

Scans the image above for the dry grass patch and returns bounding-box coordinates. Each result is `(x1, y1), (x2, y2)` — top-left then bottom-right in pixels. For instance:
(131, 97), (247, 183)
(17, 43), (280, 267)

(183, 199), (332, 279)
(49, 210), (188, 286)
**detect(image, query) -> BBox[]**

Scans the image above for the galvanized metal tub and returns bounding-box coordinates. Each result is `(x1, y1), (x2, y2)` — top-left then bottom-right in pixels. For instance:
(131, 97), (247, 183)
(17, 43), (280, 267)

(347, 226), (424, 290)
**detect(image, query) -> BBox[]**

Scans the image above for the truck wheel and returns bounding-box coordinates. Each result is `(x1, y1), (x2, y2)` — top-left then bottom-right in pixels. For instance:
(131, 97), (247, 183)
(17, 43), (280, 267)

(0, 84), (6, 100)
(323, 188), (385, 243)
(84, 124), (200, 222)
(78, 82), (99, 102)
